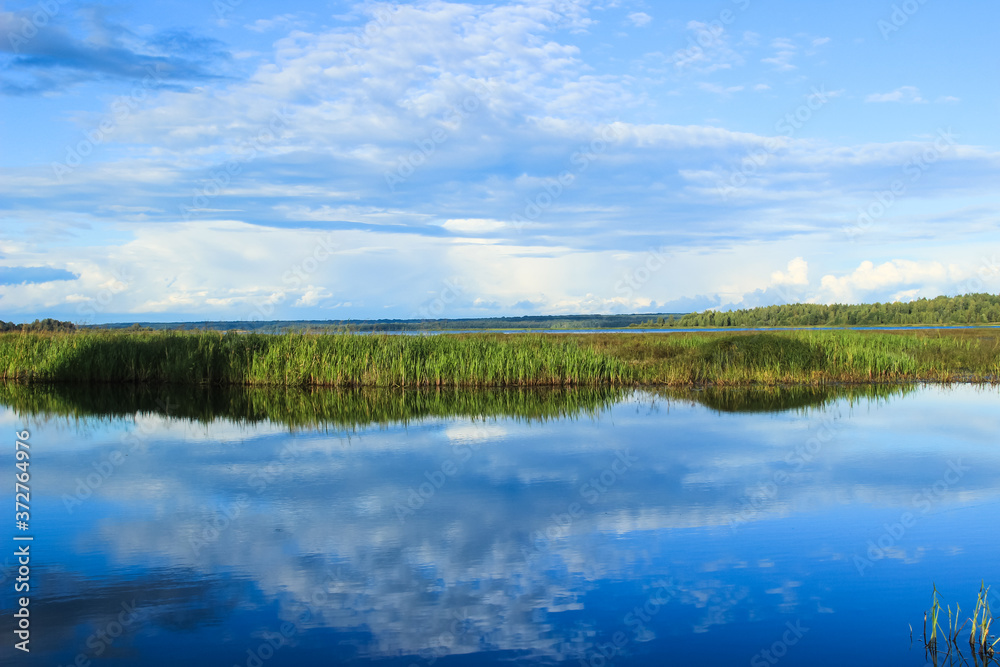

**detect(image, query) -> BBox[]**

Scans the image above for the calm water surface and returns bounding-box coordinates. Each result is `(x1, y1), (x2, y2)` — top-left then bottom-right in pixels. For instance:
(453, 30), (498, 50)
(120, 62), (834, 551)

(1, 384), (998, 666)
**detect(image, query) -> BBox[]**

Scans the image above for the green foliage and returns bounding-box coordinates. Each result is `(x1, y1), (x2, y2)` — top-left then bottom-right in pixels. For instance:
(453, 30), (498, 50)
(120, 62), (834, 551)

(920, 583), (999, 664)
(635, 293), (1000, 328)
(0, 329), (997, 387)
(0, 318), (76, 333)
(0, 331), (630, 386)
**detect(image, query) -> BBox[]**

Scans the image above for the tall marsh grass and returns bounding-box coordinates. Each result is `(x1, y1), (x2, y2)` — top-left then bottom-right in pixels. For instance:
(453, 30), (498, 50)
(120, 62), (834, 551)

(0, 330), (630, 387)
(0, 329), (997, 387)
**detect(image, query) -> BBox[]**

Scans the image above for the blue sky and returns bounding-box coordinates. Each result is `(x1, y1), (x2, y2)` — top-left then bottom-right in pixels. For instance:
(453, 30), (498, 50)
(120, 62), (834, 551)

(1, 0), (998, 323)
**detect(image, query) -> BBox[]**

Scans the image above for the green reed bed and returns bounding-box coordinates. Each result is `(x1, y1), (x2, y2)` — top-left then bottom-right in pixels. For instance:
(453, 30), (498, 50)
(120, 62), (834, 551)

(585, 329), (1000, 385)
(0, 330), (630, 387)
(0, 328), (997, 388)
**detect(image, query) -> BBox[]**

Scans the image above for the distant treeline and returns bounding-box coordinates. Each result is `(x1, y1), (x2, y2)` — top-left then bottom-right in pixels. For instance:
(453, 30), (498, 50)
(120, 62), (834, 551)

(0, 318), (77, 333)
(635, 294), (1000, 328)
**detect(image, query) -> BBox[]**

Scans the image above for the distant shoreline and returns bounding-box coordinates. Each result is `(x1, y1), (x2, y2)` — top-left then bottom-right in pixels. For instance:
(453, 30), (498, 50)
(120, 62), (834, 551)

(65, 293), (1000, 333)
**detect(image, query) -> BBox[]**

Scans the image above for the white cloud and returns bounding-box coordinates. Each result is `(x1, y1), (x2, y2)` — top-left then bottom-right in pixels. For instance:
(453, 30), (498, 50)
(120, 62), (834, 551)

(697, 82), (744, 95)
(441, 218), (508, 234)
(891, 288), (920, 302)
(3, 0), (1000, 322)
(762, 37), (796, 71)
(294, 286), (334, 307)
(818, 260), (959, 302)
(865, 86), (927, 104)
(669, 21), (743, 73)
(244, 14), (307, 33)
(770, 257), (809, 286)
(627, 12), (652, 27)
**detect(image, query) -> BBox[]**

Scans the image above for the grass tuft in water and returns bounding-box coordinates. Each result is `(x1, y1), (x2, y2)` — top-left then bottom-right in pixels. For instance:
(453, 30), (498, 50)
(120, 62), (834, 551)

(920, 583), (999, 665)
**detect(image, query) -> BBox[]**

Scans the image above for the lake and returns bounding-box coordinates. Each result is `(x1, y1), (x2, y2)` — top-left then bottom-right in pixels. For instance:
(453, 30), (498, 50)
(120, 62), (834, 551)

(2, 383), (998, 666)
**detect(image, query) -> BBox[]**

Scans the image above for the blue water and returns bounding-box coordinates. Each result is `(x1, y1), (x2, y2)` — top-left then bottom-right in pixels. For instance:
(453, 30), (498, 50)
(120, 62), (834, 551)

(2, 385), (998, 666)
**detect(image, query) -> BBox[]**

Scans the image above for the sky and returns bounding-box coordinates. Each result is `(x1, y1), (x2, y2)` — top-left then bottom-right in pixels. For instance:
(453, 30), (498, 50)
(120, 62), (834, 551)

(1, 0), (998, 324)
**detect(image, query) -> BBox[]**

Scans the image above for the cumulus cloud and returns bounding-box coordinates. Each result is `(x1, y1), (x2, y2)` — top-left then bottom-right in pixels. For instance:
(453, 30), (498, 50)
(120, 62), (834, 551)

(1, 1), (999, 321)
(293, 286), (334, 308)
(627, 12), (652, 27)
(818, 260), (959, 303)
(770, 257), (809, 286)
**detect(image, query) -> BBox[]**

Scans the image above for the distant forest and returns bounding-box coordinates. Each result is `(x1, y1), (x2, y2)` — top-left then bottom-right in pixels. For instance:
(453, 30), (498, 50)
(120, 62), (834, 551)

(0, 318), (77, 333)
(635, 293), (1000, 328)
(3, 293), (998, 334)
